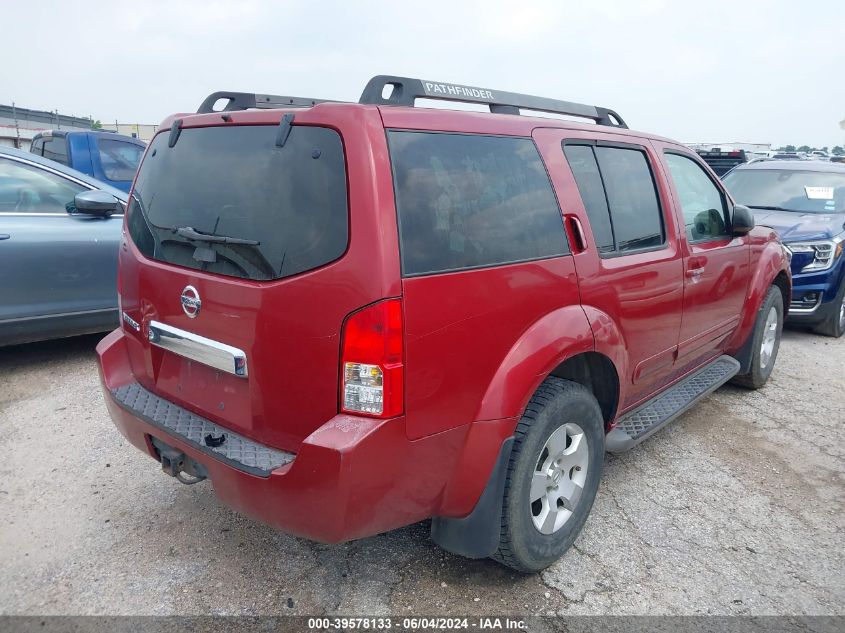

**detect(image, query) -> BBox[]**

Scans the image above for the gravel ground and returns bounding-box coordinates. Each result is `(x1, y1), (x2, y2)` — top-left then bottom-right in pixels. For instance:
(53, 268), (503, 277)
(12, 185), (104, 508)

(0, 328), (842, 616)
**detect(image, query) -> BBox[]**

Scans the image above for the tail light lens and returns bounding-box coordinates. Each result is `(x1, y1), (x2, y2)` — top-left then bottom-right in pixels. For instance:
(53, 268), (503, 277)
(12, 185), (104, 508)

(340, 299), (404, 418)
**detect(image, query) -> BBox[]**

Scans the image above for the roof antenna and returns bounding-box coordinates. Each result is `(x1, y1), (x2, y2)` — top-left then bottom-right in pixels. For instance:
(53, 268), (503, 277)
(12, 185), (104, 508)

(275, 113), (294, 147)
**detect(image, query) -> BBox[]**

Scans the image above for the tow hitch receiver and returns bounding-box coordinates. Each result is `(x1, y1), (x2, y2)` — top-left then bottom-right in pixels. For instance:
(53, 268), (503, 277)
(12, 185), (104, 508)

(151, 437), (209, 485)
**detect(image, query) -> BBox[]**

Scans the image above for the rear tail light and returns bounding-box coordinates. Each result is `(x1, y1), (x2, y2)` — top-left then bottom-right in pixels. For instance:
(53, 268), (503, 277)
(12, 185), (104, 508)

(340, 299), (404, 418)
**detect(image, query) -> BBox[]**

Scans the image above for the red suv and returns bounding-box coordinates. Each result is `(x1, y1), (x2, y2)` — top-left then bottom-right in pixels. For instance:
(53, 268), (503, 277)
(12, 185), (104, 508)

(97, 76), (791, 571)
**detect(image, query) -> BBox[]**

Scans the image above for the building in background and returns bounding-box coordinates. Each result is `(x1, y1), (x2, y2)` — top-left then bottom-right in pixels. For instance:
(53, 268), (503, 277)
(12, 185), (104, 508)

(104, 123), (157, 142)
(0, 103), (93, 148)
(0, 103), (156, 148)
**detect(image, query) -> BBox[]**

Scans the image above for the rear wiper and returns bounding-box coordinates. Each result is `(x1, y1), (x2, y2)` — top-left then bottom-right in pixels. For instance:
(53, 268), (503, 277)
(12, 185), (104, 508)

(174, 226), (260, 245)
(747, 205), (803, 213)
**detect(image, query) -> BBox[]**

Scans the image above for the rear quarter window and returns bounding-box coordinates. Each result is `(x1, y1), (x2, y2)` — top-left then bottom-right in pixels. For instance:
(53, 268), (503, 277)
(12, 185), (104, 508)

(388, 131), (568, 276)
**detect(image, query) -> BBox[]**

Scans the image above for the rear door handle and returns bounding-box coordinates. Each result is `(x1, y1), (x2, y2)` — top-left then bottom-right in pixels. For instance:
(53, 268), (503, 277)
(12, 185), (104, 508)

(0, 234), (10, 241)
(685, 267), (704, 279)
(566, 215), (587, 253)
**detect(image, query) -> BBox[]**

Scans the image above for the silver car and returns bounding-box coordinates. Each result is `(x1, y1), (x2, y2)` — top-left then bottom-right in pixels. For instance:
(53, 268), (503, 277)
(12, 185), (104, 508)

(0, 146), (128, 345)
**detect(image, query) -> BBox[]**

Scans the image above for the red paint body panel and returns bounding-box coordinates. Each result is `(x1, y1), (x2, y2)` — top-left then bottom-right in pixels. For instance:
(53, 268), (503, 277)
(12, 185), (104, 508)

(649, 140), (753, 362)
(98, 101), (791, 543)
(403, 258), (581, 438)
(533, 128), (685, 410)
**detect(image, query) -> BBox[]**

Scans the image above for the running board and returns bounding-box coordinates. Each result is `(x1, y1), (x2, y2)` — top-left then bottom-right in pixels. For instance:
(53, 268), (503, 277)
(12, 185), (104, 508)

(606, 355), (740, 453)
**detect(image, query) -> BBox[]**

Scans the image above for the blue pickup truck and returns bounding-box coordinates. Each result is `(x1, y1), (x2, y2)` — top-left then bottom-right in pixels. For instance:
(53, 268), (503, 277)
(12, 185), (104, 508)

(30, 130), (145, 192)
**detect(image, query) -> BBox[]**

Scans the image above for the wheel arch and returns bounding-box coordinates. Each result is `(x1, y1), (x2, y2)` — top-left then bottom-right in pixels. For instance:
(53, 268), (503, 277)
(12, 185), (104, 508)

(473, 304), (597, 423)
(729, 234), (792, 358)
(549, 351), (620, 429)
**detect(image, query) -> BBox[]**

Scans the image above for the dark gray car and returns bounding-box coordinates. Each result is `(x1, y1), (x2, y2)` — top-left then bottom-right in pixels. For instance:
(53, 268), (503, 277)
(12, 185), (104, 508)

(0, 146), (128, 345)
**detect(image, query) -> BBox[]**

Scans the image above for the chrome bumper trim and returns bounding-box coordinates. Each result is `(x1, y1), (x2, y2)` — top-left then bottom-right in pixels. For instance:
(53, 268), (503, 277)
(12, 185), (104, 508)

(789, 300), (822, 315)
(148, 320), (248, 377)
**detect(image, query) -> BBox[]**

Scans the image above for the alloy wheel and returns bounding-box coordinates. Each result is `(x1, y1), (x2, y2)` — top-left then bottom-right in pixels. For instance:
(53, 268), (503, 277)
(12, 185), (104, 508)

(529, 423), (589, 535)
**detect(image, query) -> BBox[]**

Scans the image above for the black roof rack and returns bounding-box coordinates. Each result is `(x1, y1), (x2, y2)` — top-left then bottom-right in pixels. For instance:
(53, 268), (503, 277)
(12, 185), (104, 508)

(196, 77), (627, 128)
(359, 75), (627, 128)
(197, 91), (340, 114)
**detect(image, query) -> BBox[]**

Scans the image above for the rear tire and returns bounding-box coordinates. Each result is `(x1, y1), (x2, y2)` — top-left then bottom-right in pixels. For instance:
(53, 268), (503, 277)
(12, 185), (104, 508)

(493, 378), (604, 573)
(813, 280), (845, 338)
(732, 286), (784, 389)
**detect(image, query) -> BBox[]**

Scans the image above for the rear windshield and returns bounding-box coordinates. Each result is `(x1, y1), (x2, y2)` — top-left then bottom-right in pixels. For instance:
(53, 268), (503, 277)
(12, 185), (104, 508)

(723, 168), (845, 214)
(127, 124), (348, 281)
(388, 131), (568, 276)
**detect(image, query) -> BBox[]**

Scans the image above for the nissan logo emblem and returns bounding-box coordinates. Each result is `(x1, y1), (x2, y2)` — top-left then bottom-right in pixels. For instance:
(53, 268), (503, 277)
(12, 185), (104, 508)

(180, 285), (201, 318)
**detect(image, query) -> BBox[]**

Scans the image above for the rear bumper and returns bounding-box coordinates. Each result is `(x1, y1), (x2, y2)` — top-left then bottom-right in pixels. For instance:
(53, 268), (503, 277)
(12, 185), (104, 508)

(97, 329), (512, 543)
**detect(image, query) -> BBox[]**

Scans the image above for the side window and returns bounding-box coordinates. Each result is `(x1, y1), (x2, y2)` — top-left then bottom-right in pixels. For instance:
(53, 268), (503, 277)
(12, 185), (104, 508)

(563, 145), (614, 253)
(42, 137), (69, 165)
(664, 153), (730, 242)
(389, 131), (569, 276)
(98, 139), (144, 181)
(0, 157), (86, 213)
(563, 143), (665, 254)
(31, 138), (45, 156)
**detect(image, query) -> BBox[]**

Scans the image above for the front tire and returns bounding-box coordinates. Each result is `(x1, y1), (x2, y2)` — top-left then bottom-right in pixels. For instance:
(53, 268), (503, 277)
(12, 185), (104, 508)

(732, 286), (784, 389)
(493, 378), (604, 572)
(813, 280), (845, 338)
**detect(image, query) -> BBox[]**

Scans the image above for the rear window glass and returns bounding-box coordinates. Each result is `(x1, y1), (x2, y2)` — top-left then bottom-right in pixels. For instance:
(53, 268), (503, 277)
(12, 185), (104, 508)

(563, 144), (665, 254)
(388, 131), (568, 276)
(42, 138), (68, 165)
(563, 145), (614, 253)
(594, 146), (664, 252)
(127, 125), (348, 281)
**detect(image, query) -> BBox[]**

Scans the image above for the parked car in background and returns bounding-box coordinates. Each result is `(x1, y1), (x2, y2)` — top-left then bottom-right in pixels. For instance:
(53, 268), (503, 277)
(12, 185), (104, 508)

(97, 75), (790, 572)
(0, 146), (126, 346)
(809, 150), (830, 161)
(30, 130), (145, 193)
(724, 160), (845, 337)
(695, 149), (748, 176)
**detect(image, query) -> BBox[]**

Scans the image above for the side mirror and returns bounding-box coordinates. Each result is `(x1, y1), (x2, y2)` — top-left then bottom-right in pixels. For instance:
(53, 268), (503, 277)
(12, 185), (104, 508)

(71, 190), (119, 217)
(731, 204), (755, 236)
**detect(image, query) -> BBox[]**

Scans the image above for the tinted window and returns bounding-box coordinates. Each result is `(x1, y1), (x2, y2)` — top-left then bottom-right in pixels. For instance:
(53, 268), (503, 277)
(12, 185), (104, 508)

(564, 144), (664, 254)
(129, 125), (348, 281)
(563, 145), (614, 253)
(594, 147), (664, 252)
(31, 139), (44, 156)
(0, 157), (86, 213)
(388, 132), (567, 276)
(665, 153), (729, 241)
(723, 168), (845, 214)
(98, 139), (144, 181)
(42, 138), (68, 165)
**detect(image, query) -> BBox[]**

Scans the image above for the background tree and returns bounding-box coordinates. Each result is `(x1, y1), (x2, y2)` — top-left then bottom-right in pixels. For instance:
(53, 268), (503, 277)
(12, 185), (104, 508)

(797, 145), (812, 153)
(832, 146), (845, 156)
(90, 119), (103, 130)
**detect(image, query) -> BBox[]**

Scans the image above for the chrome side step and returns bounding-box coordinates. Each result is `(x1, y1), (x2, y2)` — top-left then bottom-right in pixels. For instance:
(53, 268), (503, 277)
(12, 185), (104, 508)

(606, 355), (740, 453)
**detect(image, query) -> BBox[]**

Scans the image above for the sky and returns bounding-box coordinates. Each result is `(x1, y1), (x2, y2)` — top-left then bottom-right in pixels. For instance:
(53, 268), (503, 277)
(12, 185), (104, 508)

(2, 0), (843, 148)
